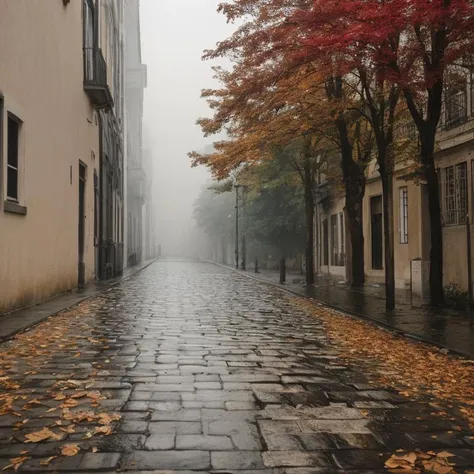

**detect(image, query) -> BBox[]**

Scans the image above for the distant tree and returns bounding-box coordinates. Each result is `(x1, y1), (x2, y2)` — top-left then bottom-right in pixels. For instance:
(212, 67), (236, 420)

(241, 159), (306, 260)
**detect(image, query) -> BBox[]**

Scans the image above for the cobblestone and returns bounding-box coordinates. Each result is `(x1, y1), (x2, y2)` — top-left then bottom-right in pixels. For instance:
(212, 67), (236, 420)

(0, 261), (473, 472)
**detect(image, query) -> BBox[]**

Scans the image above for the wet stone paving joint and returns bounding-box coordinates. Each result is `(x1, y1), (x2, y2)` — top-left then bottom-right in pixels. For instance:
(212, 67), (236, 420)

(0, 262), (472, 472)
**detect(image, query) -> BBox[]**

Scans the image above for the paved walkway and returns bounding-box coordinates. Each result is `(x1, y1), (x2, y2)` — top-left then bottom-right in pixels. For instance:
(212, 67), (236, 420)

(240, 266), (474, 358)
(0, 261), (472, 472)
(0, 259), (156, 342)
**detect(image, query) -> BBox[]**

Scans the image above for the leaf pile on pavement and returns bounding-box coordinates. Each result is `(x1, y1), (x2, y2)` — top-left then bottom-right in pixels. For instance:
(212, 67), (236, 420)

(0, 297), (122, 469)
(295, 299), (474, 428)
(385, 450), (456, 473)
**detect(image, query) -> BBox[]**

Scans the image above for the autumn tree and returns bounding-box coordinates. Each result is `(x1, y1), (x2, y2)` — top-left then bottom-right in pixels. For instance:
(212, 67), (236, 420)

(292, 0), (474, 304)
(191, 3), (373, 286)
(284, 1), (404, 308)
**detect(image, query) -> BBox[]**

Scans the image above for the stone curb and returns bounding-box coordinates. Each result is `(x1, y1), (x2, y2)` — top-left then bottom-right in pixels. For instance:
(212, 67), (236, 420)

(0, 259), (157, 344)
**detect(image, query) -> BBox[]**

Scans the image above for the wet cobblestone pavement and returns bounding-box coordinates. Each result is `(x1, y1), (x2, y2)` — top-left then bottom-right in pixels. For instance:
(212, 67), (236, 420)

(0, 261), (473, 473)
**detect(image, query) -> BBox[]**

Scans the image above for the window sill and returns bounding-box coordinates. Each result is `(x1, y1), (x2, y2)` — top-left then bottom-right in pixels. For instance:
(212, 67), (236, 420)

(4, 201), (27, 215)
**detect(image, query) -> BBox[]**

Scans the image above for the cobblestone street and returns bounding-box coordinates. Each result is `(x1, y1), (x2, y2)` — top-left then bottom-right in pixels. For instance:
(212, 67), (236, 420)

(0, 261), (473, 473)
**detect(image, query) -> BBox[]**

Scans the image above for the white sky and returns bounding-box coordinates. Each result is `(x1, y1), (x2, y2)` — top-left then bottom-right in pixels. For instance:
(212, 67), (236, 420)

(140, 0), (235, 255)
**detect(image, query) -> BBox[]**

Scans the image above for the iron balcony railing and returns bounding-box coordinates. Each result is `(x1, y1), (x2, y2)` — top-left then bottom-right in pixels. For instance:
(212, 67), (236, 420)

(83, 47), (107, 86)
(83, 47), (113, 109)
(445, 90), (468, 129)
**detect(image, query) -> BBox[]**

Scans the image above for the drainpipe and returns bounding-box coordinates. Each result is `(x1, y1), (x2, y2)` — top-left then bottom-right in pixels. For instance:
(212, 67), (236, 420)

(97, 111), (104, 280)
(467, 215), (473, 309)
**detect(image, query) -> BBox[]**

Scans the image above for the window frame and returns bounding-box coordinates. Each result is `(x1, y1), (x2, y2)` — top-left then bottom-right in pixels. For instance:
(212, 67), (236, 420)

(330, 214), (338, 266)
(339, 212), (345, 266)
(399, 187), (408, 244)
(322, 218), (329, 266)
(6, 113), (21, 203)
(441, 162), (468, 226)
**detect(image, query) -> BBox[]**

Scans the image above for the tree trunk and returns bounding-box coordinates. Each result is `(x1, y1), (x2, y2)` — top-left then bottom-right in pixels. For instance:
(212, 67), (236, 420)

(337, 121), (366, 287)
(304, 164), (315, 285)
(381, 170), (395, 309)
(421, 134), (444, 305)
(345, 185), (365, 286)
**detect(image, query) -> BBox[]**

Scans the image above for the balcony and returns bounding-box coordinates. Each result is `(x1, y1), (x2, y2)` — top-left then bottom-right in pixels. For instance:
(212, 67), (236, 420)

(83, 48), (114, 110)
(444, 90), (467, 129)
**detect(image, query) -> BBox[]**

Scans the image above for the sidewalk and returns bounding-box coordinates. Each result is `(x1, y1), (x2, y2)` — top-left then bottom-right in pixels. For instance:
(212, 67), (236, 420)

(230, 265), (474, 359)
(0, 259), (156, 342)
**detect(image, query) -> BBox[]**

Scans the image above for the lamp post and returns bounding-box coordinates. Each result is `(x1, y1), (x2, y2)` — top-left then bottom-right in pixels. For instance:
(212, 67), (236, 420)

(235, 184), (240, 269)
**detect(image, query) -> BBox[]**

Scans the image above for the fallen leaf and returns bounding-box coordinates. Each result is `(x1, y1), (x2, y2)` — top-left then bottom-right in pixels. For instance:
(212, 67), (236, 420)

(92, 447), (98, 453)
(71, 391), (88, 399)
(94, 425), (112, 435)
(24, 428), (62, 443)
(61, 444), (80, 457)
(384, 452), (417, 469)
(437, 451), (455, 458)
(61, 399), (79, 409)
(40, 456), (57, 466)
(60, 424), (76, 434)
(2, 456), (30, 471)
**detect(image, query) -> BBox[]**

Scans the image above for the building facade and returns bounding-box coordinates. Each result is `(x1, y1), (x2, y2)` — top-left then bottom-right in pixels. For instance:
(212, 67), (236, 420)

(315, 77), (474, 298)
(96, 0), (126, 279)
(124, 0), (148, 267)
(0, 0), (126, 314)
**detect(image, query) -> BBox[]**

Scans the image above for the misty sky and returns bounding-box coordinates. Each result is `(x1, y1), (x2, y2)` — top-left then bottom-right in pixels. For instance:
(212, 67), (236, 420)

(140, 1), (235, 255)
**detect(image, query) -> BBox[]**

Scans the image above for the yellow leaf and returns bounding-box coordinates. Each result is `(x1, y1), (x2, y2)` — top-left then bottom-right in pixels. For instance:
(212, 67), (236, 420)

(61, 399), (79, 409)
(61, 444), (80, 457)
(24, 428), (62, 443)
(71, 391), (88, 399)
(94, 425), (112, 435)
(437, 451), (455, 458)
(40, 456), (57, 466)
(3, 456), (29, 471)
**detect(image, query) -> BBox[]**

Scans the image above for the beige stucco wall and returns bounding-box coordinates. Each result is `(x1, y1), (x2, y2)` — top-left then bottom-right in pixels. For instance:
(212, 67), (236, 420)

(363, 175), (425, 289)
(0, 0), (99, 313)
(317, 196), (347, 279)
(436, 144), (474, 291)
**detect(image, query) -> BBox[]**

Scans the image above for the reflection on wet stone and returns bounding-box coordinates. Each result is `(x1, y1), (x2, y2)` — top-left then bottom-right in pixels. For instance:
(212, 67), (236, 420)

(0, 261), (473, 472)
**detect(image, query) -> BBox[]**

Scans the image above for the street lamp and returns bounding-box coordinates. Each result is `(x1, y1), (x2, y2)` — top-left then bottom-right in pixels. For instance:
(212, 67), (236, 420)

(234, 184), (247, 271)
(235, 184), (241, 270)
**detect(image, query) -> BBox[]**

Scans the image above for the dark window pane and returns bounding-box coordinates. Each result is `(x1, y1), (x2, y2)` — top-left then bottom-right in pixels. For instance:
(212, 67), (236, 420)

(7, 117), (19, 168)
(7, 166), (18, 201)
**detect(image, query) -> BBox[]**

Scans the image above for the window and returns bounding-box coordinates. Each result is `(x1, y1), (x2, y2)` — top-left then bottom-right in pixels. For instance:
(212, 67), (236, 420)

(371, 196), (383, 269)
(444, 79), (468, 129)
(331, 214), (338, 266)
(7, 115), (20, 202)
(322, 219), (328, 266)
(399, 187), (408, 244)
(445, 89), (467, 128)
(339, 212), (345, 266)
(442, 162), (467, 225)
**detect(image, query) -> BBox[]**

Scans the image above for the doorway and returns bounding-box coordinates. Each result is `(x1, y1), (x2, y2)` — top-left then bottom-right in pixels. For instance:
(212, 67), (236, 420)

(371, 195), (383, 270)
(78, 163), (86, 287)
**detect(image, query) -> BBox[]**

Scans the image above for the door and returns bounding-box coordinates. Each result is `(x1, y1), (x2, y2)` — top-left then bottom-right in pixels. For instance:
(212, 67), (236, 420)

(78, 163), (87, 286)
(371, 196), (383, 269)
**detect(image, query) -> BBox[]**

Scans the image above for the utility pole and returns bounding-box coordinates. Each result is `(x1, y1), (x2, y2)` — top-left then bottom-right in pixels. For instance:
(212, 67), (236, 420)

(235, 185), (239, 269)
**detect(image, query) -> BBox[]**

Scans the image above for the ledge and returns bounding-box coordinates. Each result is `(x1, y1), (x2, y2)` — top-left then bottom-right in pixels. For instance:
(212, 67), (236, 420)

(4, 201), (27, 215)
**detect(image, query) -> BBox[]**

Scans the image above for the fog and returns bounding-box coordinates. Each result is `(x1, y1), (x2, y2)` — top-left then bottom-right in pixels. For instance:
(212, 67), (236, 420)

(140, 1), (235, 258)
